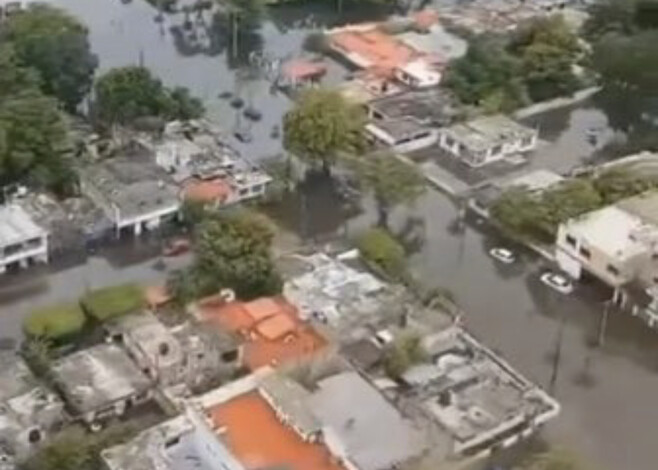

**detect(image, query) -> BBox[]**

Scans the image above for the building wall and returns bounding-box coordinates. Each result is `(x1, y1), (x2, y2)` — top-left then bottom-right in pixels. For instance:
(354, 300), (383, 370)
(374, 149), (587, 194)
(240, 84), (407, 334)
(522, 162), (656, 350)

(439, 131), (537, 167)
(556, 222), (646, 286)
(185, 407), (245, 470)
(0, 233), (48, 272)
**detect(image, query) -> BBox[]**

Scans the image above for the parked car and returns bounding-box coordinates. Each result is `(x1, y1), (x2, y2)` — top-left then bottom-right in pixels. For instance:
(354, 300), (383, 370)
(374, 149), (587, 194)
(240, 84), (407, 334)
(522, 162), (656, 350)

(163, 238), (190, 257)
(489, 247), (515, 264)
(540, 271), (573, 294)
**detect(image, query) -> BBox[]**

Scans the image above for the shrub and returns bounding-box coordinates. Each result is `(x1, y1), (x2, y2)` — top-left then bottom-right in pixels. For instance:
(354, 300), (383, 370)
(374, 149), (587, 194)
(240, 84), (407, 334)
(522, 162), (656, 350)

(356, 228), (406, 280)
(24, 303), (86, 340)
(80, 283), (144, 321)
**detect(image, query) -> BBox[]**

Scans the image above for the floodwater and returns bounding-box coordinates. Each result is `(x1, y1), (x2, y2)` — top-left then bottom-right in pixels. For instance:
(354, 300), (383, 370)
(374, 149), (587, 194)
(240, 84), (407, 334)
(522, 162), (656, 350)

(48, 0), (390, 159)
(5, 1), (658, 468)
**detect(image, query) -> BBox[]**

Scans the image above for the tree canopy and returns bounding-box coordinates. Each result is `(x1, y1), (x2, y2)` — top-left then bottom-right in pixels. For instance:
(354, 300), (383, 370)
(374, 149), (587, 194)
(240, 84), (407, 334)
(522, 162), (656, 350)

(2, 4), (97, 112)
(491, 170), (658, 243)
(169, 210), (282, 303)
(356, 227), (407, 280)
(0, 45), (70, 192)
(94, 66), (204, 126)
(283, 88), (366, 172)
(445, 15), (583, 111)
(350, 152), (425, 227)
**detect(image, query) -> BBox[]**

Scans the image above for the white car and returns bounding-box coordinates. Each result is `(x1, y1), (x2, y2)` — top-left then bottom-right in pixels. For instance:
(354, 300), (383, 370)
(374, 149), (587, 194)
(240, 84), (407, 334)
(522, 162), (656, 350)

(541, 272), (574, 294)
(489, 247), (515, 264)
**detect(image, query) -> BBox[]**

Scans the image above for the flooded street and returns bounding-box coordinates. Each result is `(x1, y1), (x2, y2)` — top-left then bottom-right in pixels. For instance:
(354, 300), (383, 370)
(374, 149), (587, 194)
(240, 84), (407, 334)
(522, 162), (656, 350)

(1, 0), (656, 468)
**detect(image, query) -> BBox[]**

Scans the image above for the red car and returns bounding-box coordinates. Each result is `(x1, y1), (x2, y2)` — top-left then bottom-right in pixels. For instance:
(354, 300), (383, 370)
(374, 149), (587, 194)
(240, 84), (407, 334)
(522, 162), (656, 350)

(163, 238), (190, 257)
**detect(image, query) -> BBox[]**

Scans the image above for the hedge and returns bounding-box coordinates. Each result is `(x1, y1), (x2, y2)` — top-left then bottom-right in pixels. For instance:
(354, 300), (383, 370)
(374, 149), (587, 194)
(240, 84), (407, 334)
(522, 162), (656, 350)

(24, 303), (86, 340)
(80, 283), (144, 321)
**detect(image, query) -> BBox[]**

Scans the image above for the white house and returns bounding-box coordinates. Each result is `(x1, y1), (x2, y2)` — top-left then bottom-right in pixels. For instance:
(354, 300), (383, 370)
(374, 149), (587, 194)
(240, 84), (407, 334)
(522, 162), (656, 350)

(393, 60), (442, 88)
(0, 204), (48, 274)
(439, 115), (537, 167)
(366, 117), (439, 153)
(556, 192), (658, 292)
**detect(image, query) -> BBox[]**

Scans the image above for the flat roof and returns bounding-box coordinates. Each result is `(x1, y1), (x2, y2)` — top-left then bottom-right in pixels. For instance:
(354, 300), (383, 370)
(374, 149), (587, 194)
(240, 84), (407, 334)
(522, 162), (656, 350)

(367, 118), (427, 141)
(444, 115), (536, 152)
(198, 296), (327, 370)
(106, 312), (184, 373)
(309, 371), (426, 470)
(405, 328), (559, 452)
(79, 153), (179, 220)
(564, 205), (648, 259)
(0, 204), (46, 248)
(51, 343), (151, 414)
(616, 191), (658, 228)
(209, 391), (345, 470)
(0, 353), (36, 402)
(368, 89), (455, 125)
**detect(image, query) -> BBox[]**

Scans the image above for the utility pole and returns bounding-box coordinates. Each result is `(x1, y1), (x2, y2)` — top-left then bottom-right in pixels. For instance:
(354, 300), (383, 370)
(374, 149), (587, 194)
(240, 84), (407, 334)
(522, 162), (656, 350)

(598, 299), (611, 347)
(549, 298), (567, 395)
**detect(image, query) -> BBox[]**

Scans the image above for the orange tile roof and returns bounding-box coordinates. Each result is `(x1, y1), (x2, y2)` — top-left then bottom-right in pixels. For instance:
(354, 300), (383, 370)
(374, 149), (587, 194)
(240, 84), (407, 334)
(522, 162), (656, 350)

(183, 178), (232, 204)
(209, 392), (345, 470)
(255, 313), (296, 340)
(282, 59), (328, 80)
(198, 296), (328, 370)
(244, 297), (283, 322)
(331, 29), (417, 71)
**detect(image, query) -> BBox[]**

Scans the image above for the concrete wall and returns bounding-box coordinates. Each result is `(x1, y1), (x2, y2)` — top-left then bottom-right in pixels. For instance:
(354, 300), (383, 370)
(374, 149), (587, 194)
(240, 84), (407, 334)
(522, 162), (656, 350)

(556, 222), (645, 286)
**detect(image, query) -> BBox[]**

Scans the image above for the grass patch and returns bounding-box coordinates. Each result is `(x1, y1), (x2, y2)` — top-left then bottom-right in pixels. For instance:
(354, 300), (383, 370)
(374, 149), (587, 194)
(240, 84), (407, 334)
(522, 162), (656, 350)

(24, 303), (86, 341)
(81, 283), (144, 322)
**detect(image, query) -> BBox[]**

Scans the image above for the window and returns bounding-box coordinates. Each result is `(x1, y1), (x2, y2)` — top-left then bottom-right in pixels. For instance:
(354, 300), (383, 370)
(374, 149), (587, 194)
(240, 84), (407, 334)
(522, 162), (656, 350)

(579, 246), (591, 259)
(565, 234), (577, 248)
(606, 264), (620, 276)
(221, 349), (239, 362)
(165, 436), (181, 448)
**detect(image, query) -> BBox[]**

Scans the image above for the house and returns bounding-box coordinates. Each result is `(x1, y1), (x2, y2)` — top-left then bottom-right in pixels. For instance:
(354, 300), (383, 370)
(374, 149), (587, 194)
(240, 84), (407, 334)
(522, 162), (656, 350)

(556, 192), (658, 294)
(399, 327), (560, 459)
(308, 371), (426, 470)
(105, 311), (241, 390)
(364, 89), (456, 153)
(50, 343), (152, 427)
(0, 352), (65, 460)
(145, 120), (272, 204)
(78, 151), (180, 237)
(366, 117), (439, 153)
(278, 59), (328, 89)
(328, 26), (442, 88)
(0, 204), (48, 274)
(101, 407), (243, 470)
(438, 115), (537, 167)
(366, 88), (456, 126)
(195, 368), (425, 470)
(194, 295), (327, 371)
(282, 252), (403, 327)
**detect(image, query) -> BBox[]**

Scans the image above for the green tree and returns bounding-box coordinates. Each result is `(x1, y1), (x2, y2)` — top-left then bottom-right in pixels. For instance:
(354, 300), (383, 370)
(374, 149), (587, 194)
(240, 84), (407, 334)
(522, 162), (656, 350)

(0, 44), (40, 96)
(583, 0), (639, 39)
(170, 210), (282, 302)
(23, 428), (92, 470)
(283, 88), (366, 173)
(592, 29), (658, 92)
(94, 66), (204, 127)
(509, 16), (583, 102)
(356, 227), (406, 280)
(3, 4), (98, 112)
(593, 168), (658, 204)
(383, 333), (425, 378)
(351, 152), (425, 227)
(443, 35), (527, 112)
(0, 89), (69, 188)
